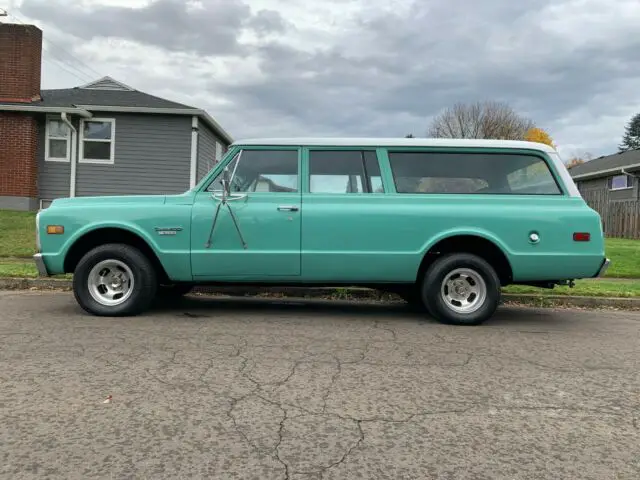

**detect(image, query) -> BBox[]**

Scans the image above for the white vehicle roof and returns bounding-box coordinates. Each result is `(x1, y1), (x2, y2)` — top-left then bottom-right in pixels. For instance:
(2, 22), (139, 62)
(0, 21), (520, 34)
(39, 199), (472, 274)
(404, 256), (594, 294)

(232, 137), (557, 153)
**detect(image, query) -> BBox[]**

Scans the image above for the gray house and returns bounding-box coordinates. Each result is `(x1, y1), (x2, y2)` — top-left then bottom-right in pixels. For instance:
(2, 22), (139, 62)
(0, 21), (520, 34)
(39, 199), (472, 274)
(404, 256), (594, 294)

(0, 22), (232, 211)
(569, 149), (640, 238)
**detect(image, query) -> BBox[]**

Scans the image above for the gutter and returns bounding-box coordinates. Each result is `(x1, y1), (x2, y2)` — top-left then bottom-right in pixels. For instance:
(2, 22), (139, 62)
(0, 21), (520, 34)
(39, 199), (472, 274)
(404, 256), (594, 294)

(0, 105), (92, 117)
(60, 113), (78, 198)
(74, 105), (234, 145)
(571, 162), (640, 180)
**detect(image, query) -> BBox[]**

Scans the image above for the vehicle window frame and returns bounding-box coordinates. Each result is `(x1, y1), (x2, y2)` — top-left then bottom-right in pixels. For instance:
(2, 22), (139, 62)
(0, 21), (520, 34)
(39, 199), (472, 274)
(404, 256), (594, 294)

(385, 148), (566, 196)
(306, 148), (386, 194)
(203, 146), (302, 195)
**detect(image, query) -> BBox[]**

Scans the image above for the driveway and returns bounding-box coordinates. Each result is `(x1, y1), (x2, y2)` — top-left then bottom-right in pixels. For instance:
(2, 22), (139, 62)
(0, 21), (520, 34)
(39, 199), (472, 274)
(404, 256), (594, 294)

(1, 291), (639, 480)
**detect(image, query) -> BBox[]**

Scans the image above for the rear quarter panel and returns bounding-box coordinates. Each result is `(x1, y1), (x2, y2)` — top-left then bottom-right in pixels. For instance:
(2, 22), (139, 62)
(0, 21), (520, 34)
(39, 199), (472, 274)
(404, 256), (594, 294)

(384, 195), (604, 282)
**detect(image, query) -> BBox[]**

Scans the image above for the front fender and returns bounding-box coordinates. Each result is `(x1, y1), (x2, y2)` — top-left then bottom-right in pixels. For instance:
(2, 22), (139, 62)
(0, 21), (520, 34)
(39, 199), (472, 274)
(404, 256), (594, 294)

(60, 220), (162, 258)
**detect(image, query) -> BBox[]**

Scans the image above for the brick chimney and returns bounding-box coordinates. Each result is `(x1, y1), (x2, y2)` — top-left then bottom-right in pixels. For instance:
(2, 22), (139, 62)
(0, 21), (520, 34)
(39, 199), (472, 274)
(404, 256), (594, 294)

(0, 22), (43, 210)
(0, 23), (43, 102)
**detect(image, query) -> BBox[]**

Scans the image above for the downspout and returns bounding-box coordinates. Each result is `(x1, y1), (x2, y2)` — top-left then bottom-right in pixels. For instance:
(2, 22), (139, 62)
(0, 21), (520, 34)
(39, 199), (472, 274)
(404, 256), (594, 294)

(61, 112), (77, 198)
(189, 116), (199, 189)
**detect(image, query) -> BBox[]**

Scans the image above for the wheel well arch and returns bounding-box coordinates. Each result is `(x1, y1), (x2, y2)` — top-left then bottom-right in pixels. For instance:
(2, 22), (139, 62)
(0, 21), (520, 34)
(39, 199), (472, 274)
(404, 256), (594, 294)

(63, 227), (170, 283)
(416, 235), (513, 285)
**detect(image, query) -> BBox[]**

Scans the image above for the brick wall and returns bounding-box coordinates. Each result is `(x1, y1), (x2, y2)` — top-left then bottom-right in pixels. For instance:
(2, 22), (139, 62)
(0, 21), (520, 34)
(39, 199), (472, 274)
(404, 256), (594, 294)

(0, 23), (43, 102)
(0, 113), (39, 197)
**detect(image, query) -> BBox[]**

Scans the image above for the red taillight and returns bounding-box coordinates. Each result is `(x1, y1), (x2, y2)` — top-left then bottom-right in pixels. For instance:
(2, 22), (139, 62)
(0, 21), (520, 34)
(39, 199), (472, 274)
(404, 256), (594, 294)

(573, 232), (590, 242)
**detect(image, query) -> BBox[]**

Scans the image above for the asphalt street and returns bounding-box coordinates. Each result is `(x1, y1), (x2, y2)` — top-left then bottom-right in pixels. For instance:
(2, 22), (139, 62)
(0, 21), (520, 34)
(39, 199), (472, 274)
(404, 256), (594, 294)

(1, 291), (639, 480)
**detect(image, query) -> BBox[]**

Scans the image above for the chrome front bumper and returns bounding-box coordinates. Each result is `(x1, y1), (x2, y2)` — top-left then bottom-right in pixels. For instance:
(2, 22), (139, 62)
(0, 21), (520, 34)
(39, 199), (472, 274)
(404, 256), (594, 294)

(33, 253), (49, 277)
(595, 258), (610, 278)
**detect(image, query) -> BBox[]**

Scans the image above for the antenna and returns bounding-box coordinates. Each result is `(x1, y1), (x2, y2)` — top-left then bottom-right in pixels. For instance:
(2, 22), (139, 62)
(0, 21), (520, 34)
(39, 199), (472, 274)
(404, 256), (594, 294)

(0, 8), (7, 17)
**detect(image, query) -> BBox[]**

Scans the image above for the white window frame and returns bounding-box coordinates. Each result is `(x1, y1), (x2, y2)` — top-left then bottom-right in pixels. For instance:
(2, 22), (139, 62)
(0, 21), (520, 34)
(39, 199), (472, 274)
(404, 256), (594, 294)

(44, 116), (71, 162)
(79, 118), (116, 165)
(610, 174), (631, 191)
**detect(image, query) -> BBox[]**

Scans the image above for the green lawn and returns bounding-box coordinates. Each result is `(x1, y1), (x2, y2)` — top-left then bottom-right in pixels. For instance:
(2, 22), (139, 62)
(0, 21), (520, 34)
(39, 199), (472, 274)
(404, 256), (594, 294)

(0, 210), (36, 258)
(503, 279), (640, 298)
(0, 209), (638, 280)
(0, 259), (70, 279)
(604, 238), (640, 278)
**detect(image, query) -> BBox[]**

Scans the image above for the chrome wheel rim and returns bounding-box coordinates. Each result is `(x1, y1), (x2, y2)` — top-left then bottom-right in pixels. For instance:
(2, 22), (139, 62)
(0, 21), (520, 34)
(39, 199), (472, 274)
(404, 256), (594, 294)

(440, 268), (487, 314)
(87, 259), (135, 307)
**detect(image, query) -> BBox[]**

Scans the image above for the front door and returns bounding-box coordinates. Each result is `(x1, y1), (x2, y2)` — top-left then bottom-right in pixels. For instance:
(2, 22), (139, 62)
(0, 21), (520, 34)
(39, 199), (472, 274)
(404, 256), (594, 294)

(190, 147), (302, 279)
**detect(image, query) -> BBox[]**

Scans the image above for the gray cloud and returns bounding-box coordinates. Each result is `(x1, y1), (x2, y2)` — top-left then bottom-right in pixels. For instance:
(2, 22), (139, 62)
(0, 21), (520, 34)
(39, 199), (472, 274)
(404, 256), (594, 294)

(20, 0), (287, 56)
(19, 0), (640, 156)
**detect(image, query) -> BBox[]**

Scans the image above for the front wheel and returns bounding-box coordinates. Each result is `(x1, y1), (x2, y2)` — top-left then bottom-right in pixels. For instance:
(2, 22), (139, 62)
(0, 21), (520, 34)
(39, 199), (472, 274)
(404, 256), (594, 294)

(73, 243), (158, 316)
(421, 253), (500, 326)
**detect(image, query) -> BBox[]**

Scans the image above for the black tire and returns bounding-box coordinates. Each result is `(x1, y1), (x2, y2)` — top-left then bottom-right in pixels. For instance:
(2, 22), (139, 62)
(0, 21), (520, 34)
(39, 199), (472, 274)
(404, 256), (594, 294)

(72, 243), (158, 317)
(421, 253), (500, 326)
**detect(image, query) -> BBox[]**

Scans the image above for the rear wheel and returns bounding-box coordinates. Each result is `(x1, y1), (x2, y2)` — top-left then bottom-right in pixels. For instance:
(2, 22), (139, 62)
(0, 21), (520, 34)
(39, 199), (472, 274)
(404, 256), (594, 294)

(421, 253), (500, 326)
(72, 243), (157, 316)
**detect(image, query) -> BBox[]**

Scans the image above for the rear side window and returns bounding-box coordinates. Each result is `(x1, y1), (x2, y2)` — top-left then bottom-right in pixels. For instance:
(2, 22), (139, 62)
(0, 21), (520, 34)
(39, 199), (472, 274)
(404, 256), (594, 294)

(388, 151), (562, 195)
(309, 150), (385, 193)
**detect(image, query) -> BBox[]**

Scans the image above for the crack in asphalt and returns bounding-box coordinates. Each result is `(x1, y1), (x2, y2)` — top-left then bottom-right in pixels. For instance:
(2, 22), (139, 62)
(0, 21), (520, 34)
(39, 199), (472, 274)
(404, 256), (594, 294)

(60, 311), (638, 478)
(317, 419), (364, 479)
(322, 356), (341, 415)
(373, 319), (398, 341)
(274, 406), (290, 480)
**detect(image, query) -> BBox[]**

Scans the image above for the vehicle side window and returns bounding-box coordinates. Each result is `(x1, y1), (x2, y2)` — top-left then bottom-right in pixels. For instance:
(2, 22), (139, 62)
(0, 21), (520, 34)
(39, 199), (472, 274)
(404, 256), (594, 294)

(388, 151), (561, 195)
(364, 151), (385, 193)
(208, 149), (299, 193)
(309, 150), (385, 193)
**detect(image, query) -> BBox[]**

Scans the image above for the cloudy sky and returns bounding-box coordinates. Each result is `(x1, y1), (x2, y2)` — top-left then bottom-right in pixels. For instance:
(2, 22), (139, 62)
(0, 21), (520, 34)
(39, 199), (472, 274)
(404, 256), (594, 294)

(6, 0), (640, 159)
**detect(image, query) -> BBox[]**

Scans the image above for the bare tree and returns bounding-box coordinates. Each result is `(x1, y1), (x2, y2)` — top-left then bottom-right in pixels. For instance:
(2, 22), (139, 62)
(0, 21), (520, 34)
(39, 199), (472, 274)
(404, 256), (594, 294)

(427, 101), (536, 140)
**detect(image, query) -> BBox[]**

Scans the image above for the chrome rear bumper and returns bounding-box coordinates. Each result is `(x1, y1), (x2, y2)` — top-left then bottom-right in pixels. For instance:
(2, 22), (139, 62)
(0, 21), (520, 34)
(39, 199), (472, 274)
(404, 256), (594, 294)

(33, 253), (49, 277)
(595, 258), (610, 278)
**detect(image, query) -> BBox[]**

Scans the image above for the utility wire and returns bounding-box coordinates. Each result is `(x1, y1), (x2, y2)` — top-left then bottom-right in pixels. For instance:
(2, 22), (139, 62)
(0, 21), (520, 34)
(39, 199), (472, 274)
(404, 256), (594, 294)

(7, 12), (103, 83)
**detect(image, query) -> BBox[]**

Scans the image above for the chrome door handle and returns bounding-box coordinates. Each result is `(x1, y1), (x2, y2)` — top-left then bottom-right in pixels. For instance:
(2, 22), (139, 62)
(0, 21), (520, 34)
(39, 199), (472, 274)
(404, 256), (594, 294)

(277, 205), (299, 212)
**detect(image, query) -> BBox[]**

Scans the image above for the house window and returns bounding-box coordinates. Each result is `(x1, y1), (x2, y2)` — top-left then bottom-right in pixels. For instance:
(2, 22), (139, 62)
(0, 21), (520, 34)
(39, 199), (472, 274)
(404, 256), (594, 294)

(610, 175), (631, 190)
(45, 117), (71, 162)
(79, 118), (115, 164)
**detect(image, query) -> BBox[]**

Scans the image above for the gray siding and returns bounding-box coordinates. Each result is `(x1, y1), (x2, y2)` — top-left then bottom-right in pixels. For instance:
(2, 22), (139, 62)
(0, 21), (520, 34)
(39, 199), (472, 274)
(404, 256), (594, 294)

(196, 119), (226, 183)
(37, 116), (71, 200)
(577, 175), (640, 238)
(76, 113), (192, 196)
(577, 175), (639, 201)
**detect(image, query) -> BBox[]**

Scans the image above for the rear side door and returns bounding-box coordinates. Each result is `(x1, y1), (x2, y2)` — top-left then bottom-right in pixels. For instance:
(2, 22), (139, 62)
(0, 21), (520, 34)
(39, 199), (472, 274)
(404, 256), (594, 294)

(190, 147), (302, 279)
(300, 148), (401, 281)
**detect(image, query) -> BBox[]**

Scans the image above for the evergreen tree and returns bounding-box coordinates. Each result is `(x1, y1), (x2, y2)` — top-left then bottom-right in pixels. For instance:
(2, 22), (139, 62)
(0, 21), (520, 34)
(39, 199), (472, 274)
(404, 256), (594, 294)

(619, 113), (640, 152)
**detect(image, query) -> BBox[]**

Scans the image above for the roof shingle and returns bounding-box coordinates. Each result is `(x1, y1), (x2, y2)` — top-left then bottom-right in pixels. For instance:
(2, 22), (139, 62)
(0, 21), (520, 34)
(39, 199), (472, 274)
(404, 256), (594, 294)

(569, 149), (640, 178)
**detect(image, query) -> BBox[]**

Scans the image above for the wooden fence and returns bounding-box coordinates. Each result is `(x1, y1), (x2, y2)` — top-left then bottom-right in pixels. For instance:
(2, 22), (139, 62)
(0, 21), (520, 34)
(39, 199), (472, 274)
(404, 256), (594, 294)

(581, 190), (640, 239)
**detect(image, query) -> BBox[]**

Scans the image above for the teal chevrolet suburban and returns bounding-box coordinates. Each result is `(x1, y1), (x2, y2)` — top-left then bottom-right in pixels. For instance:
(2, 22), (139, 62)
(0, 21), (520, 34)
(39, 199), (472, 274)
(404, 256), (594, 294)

(34, 138), (609, 325)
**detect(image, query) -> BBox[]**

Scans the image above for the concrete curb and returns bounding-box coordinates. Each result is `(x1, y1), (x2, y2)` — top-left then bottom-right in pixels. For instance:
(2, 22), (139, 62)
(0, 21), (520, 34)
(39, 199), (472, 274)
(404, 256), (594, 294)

(1, 277), (640, 310)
